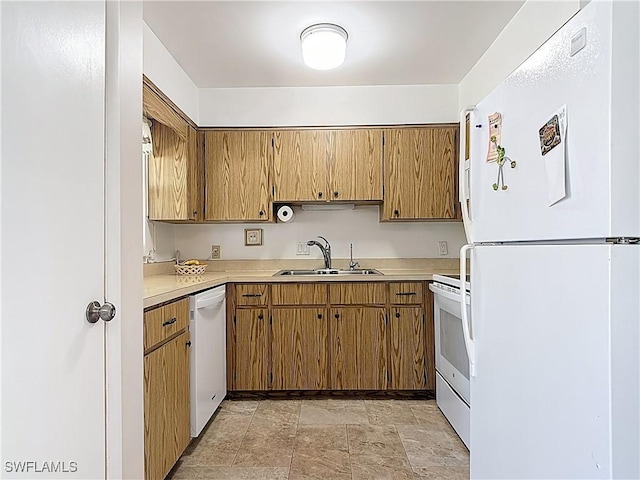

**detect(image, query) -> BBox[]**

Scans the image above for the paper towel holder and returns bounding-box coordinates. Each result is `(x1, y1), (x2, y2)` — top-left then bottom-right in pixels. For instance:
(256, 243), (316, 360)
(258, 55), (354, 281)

(276, 204), (295, 223)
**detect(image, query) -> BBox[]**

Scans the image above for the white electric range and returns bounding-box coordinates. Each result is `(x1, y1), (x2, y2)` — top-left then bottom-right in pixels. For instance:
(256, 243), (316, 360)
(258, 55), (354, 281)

(429, 274), (471, 449)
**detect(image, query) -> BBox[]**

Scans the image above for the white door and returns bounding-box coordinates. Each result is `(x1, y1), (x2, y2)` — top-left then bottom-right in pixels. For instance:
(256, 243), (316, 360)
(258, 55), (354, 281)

(2, 2), (108, 478)
(470, 244), (639, 479)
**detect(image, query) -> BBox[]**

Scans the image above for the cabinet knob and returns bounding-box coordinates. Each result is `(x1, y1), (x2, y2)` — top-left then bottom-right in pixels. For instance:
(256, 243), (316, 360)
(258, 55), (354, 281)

(259, 210), (264, 216)
(193, 210), (198, 216)
(395, 312), (401, 318)
(334, 313), (340, 319)
(317, 313), (322, 319)
(258, 314), (264, 320)
(318, 192), (323, 198)
(186, 340), (192, 347)
(394, 209), (399, 217)
(333, 191), (339, 198)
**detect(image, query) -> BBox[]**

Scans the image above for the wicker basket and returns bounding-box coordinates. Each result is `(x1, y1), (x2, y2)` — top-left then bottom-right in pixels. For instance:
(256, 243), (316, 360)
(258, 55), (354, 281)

(174, 263), (207, 276)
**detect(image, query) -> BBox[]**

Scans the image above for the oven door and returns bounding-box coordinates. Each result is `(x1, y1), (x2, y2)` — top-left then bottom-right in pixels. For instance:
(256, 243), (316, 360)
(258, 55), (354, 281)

(429, 283), (471, 404)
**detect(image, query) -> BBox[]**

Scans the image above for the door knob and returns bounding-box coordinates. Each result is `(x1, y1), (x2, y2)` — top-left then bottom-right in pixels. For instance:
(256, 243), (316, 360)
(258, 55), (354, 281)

(86, 301), (116, 324)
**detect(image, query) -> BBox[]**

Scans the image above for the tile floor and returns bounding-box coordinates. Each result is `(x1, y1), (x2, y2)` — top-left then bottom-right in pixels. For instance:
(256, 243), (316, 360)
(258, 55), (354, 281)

(168, 398), (469, 480)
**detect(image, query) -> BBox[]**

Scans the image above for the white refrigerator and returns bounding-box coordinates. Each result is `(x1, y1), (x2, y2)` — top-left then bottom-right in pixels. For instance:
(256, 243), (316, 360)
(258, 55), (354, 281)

(460, 1), (640, 479)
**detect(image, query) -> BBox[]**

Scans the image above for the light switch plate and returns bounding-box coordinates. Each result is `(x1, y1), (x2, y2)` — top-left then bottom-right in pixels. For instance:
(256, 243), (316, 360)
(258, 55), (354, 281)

(296, 242), (310, 255)
(245, 228), (263, 246)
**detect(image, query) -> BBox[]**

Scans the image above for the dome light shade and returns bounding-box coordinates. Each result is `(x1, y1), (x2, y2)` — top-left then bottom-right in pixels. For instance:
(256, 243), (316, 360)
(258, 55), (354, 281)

(300, 23), (348, 70)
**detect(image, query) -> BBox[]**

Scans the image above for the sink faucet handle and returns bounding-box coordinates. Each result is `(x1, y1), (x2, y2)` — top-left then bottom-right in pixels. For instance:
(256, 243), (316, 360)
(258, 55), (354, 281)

(317, 235), (330, 247)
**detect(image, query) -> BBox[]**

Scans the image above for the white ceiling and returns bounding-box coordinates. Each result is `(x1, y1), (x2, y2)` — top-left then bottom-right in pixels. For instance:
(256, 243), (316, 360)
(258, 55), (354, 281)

(143, 1), (524, 89)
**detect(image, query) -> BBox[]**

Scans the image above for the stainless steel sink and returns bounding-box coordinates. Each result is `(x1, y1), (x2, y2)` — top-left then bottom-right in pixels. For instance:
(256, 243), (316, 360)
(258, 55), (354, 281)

(274, 268), (382, 276)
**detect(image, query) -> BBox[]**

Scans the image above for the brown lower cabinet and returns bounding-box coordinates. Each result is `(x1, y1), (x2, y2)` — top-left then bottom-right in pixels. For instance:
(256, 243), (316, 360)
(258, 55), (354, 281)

(143, 299), (191, 480)
(331, 307), (388, 390)
(227, 281), (431, 392)
(272, 307), (329, 390)
(233, 308), (269, 390)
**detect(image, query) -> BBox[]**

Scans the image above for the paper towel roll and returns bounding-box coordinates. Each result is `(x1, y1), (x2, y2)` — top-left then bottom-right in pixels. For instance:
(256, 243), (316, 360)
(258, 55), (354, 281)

(277, 205), (294, 223)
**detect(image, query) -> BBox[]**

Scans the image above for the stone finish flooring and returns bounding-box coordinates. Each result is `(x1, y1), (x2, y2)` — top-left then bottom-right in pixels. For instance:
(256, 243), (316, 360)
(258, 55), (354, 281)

(168, 398), (469, 480)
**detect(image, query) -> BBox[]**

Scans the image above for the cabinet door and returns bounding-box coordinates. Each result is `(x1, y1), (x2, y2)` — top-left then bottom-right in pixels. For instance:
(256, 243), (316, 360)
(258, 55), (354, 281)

(330, 129), (383, 201)
(148, 121), (189, 220)
(388, 307), (427, 390)
(382, 126), (458, 220)
(331, 307), (387, 390)
(273, 130), (329, 202)
(144, 330), (190, 480)
(232, 309), (269, 390)
(205, 131), (271, 221)
(272, 308), (328, 390)
(187, 126), (204, 221)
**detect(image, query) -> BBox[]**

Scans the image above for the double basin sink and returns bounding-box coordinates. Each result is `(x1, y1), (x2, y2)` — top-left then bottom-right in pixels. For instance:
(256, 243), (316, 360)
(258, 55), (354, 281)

(274, 268), (382, 276)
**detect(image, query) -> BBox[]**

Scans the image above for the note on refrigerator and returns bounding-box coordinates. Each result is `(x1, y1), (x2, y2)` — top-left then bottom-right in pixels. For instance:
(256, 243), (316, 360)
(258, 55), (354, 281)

(539, 105), (567, 206)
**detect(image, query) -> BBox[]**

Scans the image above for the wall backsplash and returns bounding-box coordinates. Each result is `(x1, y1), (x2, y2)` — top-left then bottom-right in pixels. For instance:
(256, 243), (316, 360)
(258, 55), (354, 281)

(170, 205), (466, 261)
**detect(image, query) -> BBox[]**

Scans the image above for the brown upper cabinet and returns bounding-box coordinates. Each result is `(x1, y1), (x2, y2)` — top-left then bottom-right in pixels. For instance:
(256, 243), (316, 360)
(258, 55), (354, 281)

(204, 130), (272, 222)
(144, 82), (204, 222)
(273, 129), (383, 203)
(382, 125), (459, 221)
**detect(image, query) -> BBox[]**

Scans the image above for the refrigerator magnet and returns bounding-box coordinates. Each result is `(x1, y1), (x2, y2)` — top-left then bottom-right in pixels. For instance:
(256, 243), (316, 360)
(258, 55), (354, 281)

(486, 112), (502, 163)
(539, 114), (562, 156)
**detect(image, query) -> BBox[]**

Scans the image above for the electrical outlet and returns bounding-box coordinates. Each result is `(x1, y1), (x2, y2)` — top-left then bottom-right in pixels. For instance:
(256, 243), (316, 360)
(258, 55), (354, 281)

(437, 241), (448, 256)
(211, 245), (221, 259)
(296, 242), (310, 255)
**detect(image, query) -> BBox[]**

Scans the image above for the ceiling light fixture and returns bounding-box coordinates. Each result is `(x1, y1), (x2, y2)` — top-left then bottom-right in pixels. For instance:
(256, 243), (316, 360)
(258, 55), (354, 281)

(300, 23), (348, 70)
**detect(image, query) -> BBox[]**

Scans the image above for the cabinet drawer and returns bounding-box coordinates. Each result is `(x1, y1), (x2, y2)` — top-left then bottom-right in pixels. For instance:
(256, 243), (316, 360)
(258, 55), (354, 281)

(329, 283), (386, 305)
(235, 284), (269, 306)
(144, 298), (189, 351)
(272, 283), (327, 306)
(389, 282), (423, 304)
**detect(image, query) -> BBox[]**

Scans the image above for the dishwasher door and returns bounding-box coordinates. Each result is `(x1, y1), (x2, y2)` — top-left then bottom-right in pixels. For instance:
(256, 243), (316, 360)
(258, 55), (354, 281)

(189, 285), (226, 437)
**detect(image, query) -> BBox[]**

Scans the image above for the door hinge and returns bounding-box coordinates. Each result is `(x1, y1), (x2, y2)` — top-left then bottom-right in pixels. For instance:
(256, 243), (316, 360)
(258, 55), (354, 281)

(270, 371), (273, 384)
(233, 315), (237, 325)
(270, 315), (273, 325)
(382, 133), (385, 146)
(272, 185), (275, 196)
(387, 371), (391, 383)
(385, 313), (388, 325)
(271, 136), (274, 148)
(423, 370), (427, 386)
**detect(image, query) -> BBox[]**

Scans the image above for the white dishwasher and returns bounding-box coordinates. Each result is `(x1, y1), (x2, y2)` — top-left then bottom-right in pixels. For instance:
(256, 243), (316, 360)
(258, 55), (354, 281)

(189, 285), (226, 437)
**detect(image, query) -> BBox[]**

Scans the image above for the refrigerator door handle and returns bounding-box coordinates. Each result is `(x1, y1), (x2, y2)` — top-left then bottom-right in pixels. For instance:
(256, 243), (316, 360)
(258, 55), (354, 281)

(460, 243), (476, 377)
(459, 108), (474, 244)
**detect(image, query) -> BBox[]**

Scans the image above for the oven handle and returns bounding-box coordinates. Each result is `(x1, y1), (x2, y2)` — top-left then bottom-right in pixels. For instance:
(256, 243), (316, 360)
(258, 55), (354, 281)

(460, 244), (476, 377)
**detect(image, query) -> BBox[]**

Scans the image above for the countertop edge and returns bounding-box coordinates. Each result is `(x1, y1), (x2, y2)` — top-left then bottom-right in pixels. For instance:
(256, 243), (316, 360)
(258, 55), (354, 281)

(143, 269), (459, 309)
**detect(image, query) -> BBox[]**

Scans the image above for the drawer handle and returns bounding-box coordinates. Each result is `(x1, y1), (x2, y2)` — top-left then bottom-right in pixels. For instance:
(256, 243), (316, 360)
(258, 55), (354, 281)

(242, 293), (263, 297)
(395, 292), (417, 296)
(162, 317), (177, 327)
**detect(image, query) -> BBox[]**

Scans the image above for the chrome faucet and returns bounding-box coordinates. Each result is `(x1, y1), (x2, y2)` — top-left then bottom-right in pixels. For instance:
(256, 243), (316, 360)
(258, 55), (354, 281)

(307, 236), (332, 270)
(349, 243), (360, 271)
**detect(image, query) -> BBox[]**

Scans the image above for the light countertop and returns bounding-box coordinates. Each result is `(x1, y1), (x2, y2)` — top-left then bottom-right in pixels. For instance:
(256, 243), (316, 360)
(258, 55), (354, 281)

(143, 259), (460, 308)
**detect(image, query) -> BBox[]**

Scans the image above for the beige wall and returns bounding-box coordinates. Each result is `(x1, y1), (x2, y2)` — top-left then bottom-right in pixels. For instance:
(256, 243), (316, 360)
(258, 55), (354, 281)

(198, 84), (459, 127)
(174, 206), (466, 261)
